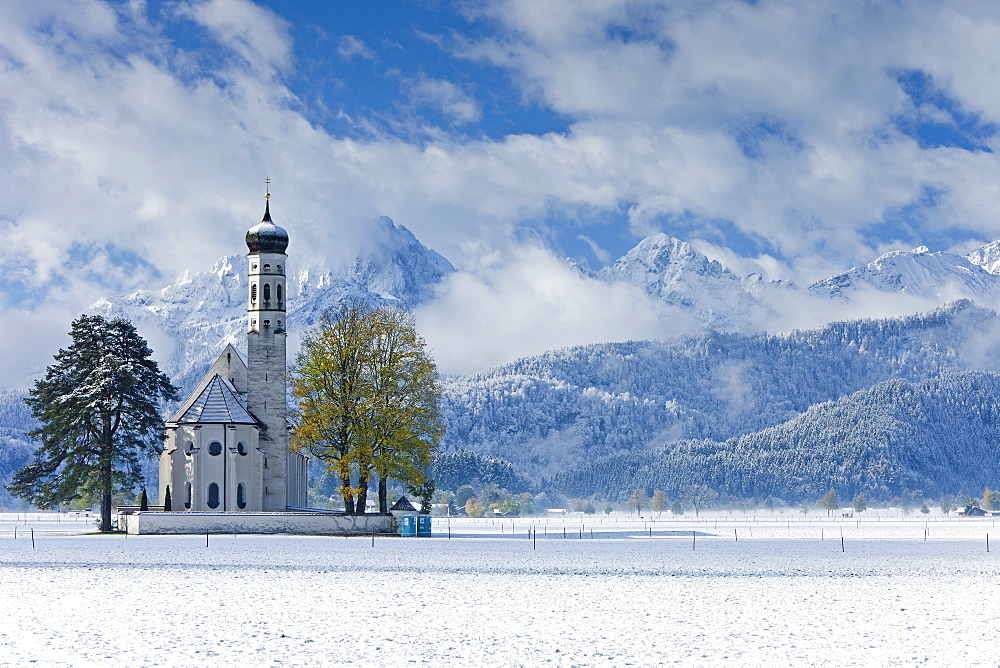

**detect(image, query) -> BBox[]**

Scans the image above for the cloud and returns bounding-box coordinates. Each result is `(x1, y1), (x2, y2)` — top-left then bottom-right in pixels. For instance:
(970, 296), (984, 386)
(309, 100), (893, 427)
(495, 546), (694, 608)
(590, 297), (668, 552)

(454, 1), (1000, 274)
(337, 35), (375, 61)
(413, 243), (694, 375)
(404, 74), (481, 124)
(176, 0), (293, 76)
(8, 0), (1000, 381)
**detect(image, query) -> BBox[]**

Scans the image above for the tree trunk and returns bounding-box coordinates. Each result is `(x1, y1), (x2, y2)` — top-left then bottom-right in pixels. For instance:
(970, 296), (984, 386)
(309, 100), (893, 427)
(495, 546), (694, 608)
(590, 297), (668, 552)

(356, 476), (369, 515)
(378, 476), (388, 514)
(100, 448), (113, 532)
(340, 478), (355, 514)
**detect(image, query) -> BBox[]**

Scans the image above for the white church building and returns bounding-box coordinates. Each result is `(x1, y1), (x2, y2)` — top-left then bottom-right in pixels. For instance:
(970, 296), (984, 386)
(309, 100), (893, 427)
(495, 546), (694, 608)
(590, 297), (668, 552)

(158, 196), (308, 512)
(122, 196), (397, 534)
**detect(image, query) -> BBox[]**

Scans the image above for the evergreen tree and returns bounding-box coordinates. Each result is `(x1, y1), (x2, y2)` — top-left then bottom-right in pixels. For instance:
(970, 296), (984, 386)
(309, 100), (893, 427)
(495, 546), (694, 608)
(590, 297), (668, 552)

(7, 315), (178, 532)
(820, 489), (840, 516)
(139, 488), (149, 512)
(163, 485), (172, 512)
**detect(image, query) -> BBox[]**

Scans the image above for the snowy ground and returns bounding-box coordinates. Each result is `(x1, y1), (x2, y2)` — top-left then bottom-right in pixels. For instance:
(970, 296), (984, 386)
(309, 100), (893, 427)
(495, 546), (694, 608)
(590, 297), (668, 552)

(1, 510), (999, 665)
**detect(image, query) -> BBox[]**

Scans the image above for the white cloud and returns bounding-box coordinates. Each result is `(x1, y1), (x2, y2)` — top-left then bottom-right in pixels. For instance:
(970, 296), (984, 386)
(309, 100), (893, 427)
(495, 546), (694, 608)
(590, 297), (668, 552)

(414, 244), (694, 375)
(404, 74), (481, 124)
(177, 0), (293, 76)
(7, 0), (1000, 380)
(337, 35), (375, 61)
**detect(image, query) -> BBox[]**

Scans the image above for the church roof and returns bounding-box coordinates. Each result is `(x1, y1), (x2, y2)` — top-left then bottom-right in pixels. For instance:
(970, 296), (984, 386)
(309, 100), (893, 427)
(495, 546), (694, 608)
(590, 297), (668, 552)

(172, 374), (258, 425)
(246, 199), (288, 254)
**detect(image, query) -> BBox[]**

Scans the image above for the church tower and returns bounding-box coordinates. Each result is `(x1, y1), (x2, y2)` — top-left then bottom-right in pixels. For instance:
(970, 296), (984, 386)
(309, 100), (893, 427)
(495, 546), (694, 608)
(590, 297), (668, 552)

(159, 191), (307, 514)
(245, 194), (290, 511)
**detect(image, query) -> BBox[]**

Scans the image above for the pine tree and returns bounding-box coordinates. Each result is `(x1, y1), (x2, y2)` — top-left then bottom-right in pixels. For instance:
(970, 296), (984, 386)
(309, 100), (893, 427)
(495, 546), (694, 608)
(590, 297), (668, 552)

(8, 315), (178, 532)
(163, 485), (172, 512)
(139, 488), (149, 512)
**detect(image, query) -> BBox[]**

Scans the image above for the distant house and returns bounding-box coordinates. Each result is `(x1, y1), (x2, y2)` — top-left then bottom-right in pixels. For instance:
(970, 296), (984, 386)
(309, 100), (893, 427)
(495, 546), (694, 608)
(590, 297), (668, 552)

(960, 505), (988, 517)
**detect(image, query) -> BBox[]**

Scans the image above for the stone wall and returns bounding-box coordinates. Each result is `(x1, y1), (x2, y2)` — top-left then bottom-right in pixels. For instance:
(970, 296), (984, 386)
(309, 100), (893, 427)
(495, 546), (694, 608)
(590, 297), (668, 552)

(121, 511), (396, 535)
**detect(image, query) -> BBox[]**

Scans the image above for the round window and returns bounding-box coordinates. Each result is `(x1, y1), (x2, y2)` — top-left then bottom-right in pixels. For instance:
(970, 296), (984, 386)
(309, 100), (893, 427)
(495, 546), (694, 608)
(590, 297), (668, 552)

(208, 441), (222, 456)
(237, 441), (248, 456)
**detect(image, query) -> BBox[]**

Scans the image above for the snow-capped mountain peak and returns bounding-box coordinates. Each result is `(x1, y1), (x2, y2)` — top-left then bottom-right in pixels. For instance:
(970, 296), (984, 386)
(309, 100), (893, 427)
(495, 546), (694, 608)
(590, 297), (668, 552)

(808, 245), (999, 302)
(966, 241), (1000, 276)
(595, 233), (762, 330)
(92, 216), (454, 392)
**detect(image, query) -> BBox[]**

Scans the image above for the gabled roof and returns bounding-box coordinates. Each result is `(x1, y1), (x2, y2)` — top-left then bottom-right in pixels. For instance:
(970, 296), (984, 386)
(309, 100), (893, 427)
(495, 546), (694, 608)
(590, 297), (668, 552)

(390, 496), (416, 512)
(167, 344), (249, 423)
(171, 374), (257, 425)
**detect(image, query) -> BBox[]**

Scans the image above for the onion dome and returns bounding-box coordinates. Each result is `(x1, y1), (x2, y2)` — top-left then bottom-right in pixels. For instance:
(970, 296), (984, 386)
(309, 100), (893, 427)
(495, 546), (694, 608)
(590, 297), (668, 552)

(246, 199), (288, 253)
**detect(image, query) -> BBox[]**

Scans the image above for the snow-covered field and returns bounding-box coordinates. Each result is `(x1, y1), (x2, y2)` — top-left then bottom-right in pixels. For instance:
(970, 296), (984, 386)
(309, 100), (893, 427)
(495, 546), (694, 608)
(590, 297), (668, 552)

(1, 510), (999, 665)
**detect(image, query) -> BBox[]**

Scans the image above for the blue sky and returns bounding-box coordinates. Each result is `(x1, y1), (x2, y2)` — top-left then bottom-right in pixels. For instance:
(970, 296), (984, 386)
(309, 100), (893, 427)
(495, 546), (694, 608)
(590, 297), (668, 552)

(4, 0), (1000, 375)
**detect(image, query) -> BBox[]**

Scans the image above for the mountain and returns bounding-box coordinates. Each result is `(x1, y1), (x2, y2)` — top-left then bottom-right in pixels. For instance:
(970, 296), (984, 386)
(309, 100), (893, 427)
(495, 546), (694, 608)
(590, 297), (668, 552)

(595, 233), (767, 330)
(809, 245), (1000, 303)
(966, 241), (1000, 275)
(552, 371), (1000, 502)
(438, 301), (1000, 480)
(92, 216), (454, 392)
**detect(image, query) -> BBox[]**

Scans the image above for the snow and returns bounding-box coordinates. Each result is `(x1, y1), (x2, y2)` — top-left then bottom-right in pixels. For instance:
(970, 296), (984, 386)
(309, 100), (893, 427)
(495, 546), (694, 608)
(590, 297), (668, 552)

(1, 511), (999, 664)
(809, 246), (1000, 302)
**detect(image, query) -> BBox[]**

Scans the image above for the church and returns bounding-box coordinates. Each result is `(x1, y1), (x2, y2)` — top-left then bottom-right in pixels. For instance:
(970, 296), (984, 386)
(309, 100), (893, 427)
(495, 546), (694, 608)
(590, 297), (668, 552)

(158, 196), (308, 512)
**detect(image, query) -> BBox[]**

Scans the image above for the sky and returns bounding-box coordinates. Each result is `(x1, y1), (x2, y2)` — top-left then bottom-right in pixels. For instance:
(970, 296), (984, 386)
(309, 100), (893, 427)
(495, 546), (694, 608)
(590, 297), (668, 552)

(4, 0), (1000, 378)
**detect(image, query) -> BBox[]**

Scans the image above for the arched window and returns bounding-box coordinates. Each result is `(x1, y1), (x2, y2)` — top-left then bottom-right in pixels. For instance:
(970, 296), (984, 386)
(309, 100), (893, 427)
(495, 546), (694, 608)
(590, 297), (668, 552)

(237, 483), (247, 509)
(263, 283), (271, 301)
(263, 263), (270, 270)
(276, 284), (282, 303)
(185, 482), (192, 509)
(237, 441), (247, 456)
(251, 283), (257, 303)
(208, 441), (222, 456)
(207, 483), (220, 509)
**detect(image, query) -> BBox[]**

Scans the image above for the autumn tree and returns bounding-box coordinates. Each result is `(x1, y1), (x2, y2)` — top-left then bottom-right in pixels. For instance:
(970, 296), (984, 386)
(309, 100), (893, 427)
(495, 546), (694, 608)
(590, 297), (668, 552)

(820, 489), (840, 516)
(684, 484), (717, 517)
(852, 493), (868, 513)
(940, 494), (954, 515)
(290, 300), (443, 514)
(651, 489), (666, 516)
(983, 487), (1000, 511)
(627, 488), (647, 515)
(7, 315), (178, 532)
